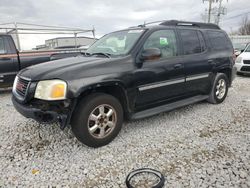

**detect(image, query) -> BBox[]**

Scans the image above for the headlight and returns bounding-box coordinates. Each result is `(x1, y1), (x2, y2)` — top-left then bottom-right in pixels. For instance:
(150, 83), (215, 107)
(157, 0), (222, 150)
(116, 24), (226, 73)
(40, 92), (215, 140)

(34, 80), (67, 100)
(235, 57), (242, 64)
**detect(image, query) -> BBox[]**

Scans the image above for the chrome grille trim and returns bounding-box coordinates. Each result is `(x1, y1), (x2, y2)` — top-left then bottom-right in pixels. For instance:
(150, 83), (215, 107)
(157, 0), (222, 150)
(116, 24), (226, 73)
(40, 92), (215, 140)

(14, 76), (31, 100)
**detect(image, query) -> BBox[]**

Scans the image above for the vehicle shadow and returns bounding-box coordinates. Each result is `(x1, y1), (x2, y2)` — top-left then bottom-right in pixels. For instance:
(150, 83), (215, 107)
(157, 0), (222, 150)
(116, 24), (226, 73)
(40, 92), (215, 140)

(0, 88), (12, 94)
(236, 73), (250, 78)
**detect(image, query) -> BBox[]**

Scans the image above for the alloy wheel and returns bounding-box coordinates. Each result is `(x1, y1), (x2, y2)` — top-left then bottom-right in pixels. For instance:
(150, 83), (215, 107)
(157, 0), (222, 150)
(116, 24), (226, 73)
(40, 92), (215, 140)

(87, 104), (117, 139)
(216, 79), (226, 99)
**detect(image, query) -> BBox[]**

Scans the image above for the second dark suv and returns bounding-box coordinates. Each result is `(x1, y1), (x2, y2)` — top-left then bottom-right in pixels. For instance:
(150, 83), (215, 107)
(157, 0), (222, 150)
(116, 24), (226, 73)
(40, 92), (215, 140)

(12, 20), (236, 147)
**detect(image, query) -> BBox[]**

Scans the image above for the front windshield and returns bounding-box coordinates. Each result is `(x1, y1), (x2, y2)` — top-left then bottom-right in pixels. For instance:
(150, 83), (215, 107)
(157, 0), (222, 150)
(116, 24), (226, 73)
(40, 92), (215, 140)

(233, 43), (246, 51)
(86, 29), (145, 56)
(245, 44), (250, 52)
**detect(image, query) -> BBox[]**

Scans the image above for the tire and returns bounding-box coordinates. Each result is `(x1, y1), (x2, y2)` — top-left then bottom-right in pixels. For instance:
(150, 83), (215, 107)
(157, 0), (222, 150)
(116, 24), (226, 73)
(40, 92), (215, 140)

(71, 93), (123, 148)
(207, 73), (229, 104)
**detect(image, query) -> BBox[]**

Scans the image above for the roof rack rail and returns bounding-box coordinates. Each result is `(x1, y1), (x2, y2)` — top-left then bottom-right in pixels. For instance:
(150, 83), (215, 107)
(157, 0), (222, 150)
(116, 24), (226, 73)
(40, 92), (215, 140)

(132, 20), (220, 30)
(159, 20), (220, 30)
(141, 20), (167, 26)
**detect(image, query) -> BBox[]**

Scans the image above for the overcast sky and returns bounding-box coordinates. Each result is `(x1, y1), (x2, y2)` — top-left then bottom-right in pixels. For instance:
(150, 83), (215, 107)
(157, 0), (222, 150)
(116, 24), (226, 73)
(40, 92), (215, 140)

(0, 0), (249, 50)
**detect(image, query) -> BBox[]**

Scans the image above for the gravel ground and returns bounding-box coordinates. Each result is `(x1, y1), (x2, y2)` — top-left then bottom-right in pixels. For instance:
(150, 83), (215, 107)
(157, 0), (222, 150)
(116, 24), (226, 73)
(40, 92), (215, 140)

(0, 76), (249, 187)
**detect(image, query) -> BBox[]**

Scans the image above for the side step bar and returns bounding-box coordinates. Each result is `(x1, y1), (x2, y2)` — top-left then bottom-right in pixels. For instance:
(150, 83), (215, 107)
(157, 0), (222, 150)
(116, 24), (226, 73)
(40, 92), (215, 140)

(131, 95), (209, 120)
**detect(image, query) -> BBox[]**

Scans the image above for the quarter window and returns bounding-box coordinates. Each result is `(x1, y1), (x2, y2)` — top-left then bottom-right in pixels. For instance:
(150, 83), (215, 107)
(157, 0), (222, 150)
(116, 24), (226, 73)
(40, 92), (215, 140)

(0, 37), (6, 54)
(179, 29), (202, 55)
(143, 30), (178, 59)
(207, 31), (232, 50)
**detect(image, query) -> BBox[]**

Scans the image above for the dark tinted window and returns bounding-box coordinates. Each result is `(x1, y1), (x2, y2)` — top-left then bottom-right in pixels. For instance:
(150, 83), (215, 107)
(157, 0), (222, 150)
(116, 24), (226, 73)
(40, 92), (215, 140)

(143, 30), (178, 59)
(0, 37), (6, 54)
(179, 29), (202, 55)
(197, 31), (206, 52)
(208, 31), (232, 50)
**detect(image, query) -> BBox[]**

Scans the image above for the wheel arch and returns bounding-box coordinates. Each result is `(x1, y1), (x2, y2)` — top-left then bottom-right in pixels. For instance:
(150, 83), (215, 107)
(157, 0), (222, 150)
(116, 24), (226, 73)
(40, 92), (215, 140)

(217, 67), (232, 85)
(74, 81), (131, 118)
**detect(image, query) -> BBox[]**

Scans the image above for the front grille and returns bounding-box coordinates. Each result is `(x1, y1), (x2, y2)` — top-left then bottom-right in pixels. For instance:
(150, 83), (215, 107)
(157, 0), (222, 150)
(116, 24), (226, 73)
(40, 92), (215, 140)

(15, 77), (30, 98)
(243, 60), (250, 64)
(240, 66), (250, 72)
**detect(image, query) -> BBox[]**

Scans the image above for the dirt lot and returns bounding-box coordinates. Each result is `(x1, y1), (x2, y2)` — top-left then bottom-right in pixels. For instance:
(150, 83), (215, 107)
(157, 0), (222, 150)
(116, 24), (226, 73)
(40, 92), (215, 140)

(0, 75), (249, 187)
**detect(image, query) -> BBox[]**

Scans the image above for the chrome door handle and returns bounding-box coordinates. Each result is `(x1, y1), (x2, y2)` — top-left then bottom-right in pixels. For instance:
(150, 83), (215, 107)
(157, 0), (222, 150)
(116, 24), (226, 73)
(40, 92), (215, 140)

(174, 64), (183, 69)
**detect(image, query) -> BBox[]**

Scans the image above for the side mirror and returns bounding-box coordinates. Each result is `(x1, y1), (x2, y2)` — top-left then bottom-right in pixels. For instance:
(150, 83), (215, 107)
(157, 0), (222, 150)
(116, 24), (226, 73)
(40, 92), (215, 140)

(241, 49), (244, 53)
(141, 48), (161, 61)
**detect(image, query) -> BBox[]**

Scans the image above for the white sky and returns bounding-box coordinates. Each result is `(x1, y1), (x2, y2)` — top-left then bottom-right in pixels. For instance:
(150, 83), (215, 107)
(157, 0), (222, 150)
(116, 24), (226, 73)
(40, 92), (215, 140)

(0, 0), (249, 50)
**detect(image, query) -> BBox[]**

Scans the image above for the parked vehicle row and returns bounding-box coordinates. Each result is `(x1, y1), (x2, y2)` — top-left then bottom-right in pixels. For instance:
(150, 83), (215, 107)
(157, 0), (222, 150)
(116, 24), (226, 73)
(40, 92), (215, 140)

(12, 20), (236, 147)
(0, 34), (84, 88)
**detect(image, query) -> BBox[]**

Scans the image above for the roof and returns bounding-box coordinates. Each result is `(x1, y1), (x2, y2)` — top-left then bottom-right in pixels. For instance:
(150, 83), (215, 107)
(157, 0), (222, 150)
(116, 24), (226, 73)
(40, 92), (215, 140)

(135, 20), (221, 30)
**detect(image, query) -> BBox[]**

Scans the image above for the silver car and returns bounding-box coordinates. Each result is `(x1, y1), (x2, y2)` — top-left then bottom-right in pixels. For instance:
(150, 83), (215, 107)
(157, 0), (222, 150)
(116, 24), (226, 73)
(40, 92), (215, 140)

(235, 43), (250, 74)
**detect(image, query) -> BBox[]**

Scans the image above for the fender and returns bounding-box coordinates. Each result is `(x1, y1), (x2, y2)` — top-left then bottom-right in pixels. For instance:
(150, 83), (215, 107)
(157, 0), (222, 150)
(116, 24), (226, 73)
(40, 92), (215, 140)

(70, 79), (134, 114)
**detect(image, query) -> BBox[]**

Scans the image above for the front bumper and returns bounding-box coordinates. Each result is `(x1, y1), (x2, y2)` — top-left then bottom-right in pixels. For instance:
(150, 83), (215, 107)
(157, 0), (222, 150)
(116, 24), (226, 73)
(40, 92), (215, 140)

(235, 62), (250, 74)
(12, 96), (74, 129)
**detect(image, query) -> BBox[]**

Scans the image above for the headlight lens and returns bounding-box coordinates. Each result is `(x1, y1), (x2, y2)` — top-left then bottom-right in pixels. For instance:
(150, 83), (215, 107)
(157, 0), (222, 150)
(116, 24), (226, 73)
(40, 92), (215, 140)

(34, 80), (67, 100)
(235, 57), (242, 64)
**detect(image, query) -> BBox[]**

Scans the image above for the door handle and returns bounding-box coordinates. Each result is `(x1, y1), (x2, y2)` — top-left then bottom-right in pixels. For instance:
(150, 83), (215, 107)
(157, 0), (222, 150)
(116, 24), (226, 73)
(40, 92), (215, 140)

(174, 64), (183, 69)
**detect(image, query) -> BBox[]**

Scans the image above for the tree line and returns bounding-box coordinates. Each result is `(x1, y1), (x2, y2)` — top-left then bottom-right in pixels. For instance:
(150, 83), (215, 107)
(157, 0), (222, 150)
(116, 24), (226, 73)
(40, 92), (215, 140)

(238, 16), (250, 35)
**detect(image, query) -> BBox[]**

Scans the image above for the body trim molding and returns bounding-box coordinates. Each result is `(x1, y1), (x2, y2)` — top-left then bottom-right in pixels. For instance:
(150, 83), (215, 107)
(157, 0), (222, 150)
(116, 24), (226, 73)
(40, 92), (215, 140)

(139, 78), (185, 91)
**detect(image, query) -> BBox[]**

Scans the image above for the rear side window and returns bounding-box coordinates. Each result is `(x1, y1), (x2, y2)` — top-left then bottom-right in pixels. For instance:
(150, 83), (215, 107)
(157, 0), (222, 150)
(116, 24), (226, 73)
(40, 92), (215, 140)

(207, 31), (232, 50)
(179, 29), (203, 55)
(0, 37), (6, 54)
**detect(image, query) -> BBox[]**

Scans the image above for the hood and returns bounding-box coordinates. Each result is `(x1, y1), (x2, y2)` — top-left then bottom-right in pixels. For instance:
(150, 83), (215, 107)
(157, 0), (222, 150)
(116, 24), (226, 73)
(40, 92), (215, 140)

(239, 52), (250, 59)
(19, 56), (111, 81)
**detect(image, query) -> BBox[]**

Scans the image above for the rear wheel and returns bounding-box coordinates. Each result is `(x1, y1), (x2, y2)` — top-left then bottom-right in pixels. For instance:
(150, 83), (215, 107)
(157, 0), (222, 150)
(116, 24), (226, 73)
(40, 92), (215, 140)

(207, 73), (229, 104)
(71, 93), (123, 148)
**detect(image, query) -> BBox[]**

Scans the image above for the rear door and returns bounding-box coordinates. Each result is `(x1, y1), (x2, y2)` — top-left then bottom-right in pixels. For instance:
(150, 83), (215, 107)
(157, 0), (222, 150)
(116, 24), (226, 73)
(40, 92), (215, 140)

(0, 36), (19, 87)
(135, 29), (186, 109)
(178, 29), (214, 96)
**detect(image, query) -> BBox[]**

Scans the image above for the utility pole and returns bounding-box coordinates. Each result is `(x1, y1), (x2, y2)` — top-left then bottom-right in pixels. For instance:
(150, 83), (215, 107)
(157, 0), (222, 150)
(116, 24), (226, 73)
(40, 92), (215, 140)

(203, 0), (214, 23)
(208, 0), (213, 23)
(203, 0), (227, 24)
(215, 0), (222, 25)
(215, 0), (228, 25)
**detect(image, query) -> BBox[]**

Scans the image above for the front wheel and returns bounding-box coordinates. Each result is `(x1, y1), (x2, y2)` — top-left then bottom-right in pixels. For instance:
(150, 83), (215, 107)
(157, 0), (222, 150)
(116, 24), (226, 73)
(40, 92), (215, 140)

(71, 93), (123, 148)
(207, 73), (229, 104)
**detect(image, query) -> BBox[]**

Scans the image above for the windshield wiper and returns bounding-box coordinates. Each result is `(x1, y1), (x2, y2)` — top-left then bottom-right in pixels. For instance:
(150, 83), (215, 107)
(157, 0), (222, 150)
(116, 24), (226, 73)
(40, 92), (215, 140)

(84, 52), (91, 56)
(90, 52), (111, 58)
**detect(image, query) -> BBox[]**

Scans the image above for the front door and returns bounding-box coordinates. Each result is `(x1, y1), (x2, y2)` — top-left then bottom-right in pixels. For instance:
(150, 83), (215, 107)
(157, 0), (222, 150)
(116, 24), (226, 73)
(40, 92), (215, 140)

(0, 36), (19, 87)
(135, 29), (186, 109)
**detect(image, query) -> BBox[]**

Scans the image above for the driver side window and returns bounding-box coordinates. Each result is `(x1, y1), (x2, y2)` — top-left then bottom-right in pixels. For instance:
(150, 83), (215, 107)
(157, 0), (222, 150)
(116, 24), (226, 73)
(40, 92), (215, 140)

(143, 30), (177, 59)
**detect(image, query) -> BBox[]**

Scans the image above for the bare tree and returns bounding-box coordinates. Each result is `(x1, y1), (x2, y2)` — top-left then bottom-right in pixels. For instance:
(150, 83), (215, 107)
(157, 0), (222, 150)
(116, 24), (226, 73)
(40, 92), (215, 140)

(238, 16), (250, 35)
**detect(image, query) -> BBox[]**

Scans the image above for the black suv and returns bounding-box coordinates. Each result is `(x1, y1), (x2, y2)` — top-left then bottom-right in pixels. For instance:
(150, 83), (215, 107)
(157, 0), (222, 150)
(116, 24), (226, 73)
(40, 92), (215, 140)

(12, 20), (236, 147)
